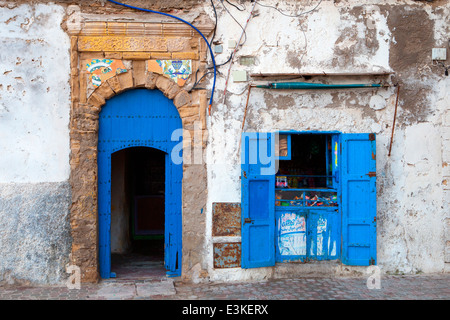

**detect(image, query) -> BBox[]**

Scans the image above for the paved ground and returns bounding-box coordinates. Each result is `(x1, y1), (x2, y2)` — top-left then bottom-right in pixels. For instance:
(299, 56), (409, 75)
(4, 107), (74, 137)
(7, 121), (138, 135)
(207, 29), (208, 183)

(0, 274), (448, 300)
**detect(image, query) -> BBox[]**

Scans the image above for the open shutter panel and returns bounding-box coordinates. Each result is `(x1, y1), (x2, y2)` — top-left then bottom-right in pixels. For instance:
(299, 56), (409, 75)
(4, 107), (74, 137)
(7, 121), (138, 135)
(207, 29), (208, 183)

(341, 133), (377, 266)
(241, 132), (276, 268)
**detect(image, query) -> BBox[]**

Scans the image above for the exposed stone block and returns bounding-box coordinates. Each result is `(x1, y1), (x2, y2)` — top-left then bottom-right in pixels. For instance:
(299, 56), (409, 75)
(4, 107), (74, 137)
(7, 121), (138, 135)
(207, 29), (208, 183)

(167, 38), (190, 52)
(117, 71), (134, 91)
(199, 90), (207, 127)
(70, 36), (78, 68)
(174, 90), (192, 108)
(123, 52), (151, 60)
(172, 52), (199, 60)
(87, 92), (106, 108)
(178, 105), (199, 118)
(166, 83), (181, 100)
(94, 82), (115, 100)
(156, 75), (174, 95)
(70, 74), (80, 103)
(182, 115), (200, 130)
(145, 72), (157, 89)
(106, 75), (121, 93)
(81, 267), (99, 283)
(80, 52), (105, 60)
(133, 60), (147, 87)
(150, 52), (172, 60)
(104, 52), (123, 59)
(79, 72), (88, 103)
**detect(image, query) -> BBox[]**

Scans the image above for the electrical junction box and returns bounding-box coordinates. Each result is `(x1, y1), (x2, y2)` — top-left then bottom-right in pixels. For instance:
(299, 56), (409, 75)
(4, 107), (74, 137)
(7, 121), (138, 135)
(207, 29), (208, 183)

(214, 45), (223, 54)
(232, 70), (247, 82)
(228, 40), (237, 49)
(432, 48), (447, 60)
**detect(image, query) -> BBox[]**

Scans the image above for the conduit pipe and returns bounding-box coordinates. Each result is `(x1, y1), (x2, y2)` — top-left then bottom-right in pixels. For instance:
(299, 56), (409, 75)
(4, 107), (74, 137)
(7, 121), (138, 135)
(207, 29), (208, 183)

(256, 82), (388, 89)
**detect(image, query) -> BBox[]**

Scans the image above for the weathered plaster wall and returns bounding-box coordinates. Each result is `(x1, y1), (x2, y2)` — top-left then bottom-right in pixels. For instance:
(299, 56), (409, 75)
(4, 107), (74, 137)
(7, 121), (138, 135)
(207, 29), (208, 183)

(203, 0), (449, 281)
(0, 2), (71, 183)
(0, 182), (71, 285)
(0, 2), (72, 284)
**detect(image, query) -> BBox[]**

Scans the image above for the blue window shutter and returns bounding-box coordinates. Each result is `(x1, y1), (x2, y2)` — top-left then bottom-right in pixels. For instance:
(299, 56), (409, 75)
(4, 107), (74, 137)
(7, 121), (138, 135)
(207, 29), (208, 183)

(241, 132), (276, 268)
(341, 133), (377, 266)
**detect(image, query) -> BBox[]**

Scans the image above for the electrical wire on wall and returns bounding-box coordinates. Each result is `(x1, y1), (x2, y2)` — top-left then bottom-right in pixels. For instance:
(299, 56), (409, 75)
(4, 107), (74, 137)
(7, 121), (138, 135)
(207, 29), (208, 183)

(106, 0), (217, 114)
(189, 0), (245, 94)
(219, 0), (248, 46)
(222, 1), (258, 103)
(255, 0), (324, 17)
(225, 0), (245, 12)
(189, 0), (233, 93)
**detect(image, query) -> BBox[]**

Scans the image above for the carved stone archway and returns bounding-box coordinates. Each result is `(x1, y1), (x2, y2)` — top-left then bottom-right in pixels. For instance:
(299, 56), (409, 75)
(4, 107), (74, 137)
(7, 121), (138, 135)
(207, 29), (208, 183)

(68, 20), (212, 282)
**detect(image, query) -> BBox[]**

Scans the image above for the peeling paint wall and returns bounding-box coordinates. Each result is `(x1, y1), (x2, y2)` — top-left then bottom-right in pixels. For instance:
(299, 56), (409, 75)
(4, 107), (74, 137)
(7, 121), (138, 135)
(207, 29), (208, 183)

(0, 2), (70, 183)
(204, 0), (449, 281)
(0, 2), (71, 284)
(0, 0), (448, 284)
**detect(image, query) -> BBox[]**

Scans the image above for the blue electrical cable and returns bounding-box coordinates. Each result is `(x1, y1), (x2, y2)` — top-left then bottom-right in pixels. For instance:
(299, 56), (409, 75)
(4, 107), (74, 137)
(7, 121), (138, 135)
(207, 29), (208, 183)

(106, 0), (217, 114)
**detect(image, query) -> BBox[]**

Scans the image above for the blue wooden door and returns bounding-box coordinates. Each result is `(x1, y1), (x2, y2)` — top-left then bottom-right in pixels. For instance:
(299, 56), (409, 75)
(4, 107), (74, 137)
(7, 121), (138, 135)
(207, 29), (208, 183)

(241, 132), (276, 268)
(341, 133), (377, 265)
(98, 89), (183, 278)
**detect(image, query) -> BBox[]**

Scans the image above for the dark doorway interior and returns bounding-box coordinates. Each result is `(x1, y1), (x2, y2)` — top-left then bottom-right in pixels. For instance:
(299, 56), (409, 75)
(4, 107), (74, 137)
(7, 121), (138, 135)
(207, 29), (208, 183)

(110, 147), (166, 280)
(277, 134), (330, 188)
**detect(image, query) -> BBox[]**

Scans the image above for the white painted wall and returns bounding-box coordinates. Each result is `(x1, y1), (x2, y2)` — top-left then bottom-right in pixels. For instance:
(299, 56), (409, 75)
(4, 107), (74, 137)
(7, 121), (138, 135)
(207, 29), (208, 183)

(0, 3), (70, 183)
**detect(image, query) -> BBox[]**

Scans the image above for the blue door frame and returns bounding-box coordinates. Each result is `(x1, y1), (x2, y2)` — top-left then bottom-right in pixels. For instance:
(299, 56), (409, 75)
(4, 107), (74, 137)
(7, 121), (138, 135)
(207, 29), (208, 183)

(98, 89), (183, 278)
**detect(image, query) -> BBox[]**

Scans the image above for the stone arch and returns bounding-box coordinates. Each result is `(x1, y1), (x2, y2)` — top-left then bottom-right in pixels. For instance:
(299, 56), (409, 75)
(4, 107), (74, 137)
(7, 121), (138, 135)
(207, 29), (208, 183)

(67, 17), (214, 283)
(88, 72), (199, 126)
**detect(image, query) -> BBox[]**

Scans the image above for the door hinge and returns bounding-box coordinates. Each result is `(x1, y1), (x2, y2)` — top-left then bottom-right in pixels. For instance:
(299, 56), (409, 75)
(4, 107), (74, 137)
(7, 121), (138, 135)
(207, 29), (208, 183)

(369, 258), (375, 265)
(369, 133), (375, 141)
(366, 172), (376, 178)
(243, 171), (247, 179)
(244, 218), (253, 224)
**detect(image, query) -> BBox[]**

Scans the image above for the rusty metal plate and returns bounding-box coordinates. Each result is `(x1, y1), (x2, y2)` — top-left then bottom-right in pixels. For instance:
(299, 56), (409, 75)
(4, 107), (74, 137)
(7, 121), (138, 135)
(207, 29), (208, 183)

(213, 243), (241, 268)
(212, 202), (241, 237)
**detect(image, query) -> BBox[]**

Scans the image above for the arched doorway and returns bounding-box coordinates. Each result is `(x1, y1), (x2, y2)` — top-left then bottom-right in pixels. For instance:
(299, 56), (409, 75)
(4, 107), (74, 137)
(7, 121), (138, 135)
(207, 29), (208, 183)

(98, 89), (183, 279)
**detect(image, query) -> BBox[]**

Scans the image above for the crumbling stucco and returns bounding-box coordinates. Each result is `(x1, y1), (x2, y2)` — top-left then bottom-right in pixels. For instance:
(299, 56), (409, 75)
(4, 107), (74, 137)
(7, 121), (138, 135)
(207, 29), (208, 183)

(0, 182), (71, 285)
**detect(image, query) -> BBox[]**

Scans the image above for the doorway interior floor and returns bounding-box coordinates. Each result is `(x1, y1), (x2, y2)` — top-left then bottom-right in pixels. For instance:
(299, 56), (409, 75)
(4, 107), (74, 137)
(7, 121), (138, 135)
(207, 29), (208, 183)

(111, 240), (166, 280)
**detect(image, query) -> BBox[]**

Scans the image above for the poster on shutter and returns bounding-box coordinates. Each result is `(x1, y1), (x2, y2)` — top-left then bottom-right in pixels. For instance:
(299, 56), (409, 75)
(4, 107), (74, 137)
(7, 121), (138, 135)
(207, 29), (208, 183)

(278, 212), (306, 256)
(317, 217), (327, 256)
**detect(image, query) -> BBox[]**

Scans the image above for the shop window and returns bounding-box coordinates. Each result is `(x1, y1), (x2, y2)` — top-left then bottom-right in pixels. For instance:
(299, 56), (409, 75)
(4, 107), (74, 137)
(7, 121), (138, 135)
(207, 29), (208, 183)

(241, 132), (377, 269)
(275, 134), (338, 208)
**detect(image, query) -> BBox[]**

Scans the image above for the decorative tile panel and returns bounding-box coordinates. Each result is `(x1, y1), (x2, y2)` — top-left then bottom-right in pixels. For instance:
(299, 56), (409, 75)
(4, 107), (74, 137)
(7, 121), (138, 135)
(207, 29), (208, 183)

(86, 59), (127, 87)
(148, 60), (192, 86)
